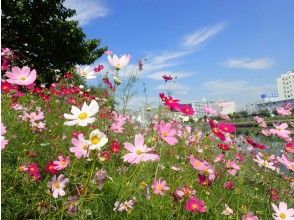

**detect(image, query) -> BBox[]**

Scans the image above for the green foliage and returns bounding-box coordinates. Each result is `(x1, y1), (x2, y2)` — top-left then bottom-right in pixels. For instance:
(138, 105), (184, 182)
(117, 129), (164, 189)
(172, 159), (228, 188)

(1, 0), (107, 83)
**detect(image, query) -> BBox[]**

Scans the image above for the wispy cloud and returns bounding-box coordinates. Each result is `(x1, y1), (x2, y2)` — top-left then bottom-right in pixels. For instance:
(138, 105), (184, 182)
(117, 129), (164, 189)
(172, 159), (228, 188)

(64, 0), (110, 26)
(182, 22), (227, 47)
(222, 57), (274, 70)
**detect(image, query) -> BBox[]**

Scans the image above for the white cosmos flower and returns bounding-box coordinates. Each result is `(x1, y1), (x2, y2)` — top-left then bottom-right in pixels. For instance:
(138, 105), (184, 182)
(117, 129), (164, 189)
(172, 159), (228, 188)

(76, 65), (97, 79)
(64, 100), (99, 126)
(107, 54), (131, 70)
(47, 174), (69, 198)
(254, 155), (276, 171)
(272, 202), (294, 220)
(89, 129), (108, 150)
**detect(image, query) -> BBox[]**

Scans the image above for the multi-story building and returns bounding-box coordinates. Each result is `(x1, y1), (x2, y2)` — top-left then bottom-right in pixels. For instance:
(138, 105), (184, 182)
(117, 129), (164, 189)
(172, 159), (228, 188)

(193, 98), (215, 118)
(277, 71), (294, 100)
(193, 99), (236, 117)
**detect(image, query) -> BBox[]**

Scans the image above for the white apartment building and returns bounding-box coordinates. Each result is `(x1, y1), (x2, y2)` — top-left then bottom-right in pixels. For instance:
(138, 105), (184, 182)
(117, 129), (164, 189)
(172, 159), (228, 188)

(277, 71), (294, 100)
(218, 101), (236, 115)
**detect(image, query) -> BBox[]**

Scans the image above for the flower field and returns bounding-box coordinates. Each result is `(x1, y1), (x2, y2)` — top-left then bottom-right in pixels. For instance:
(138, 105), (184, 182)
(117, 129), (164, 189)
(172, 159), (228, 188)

(1, 48), (294, 219)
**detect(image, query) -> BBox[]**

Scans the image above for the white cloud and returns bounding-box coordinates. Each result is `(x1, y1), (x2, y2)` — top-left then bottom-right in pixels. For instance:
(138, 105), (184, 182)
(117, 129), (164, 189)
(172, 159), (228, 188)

(64, 0), (110, 26)
(222, 58), (274, 70)
(182, 22), (227, 47)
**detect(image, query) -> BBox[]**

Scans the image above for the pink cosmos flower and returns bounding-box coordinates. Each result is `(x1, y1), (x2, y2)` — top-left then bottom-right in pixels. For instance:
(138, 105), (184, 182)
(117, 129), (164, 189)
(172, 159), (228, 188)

(226, 160), (240, 175)
(111, 111), (127, 133)
(189, 155), (209, 171)
(70, 134), (90, 159)
(242, 212), (259, 220)
(214, 153), (225, 163)
(272, 201), (294, 220)
(122, 134), (159, 164)
(185, 196), (206, 213)
(277, 154), (294, 171)
(1, 122), (8, 150)
(261, 129), (271, 136)
(151, 178), (170, 195)
(5, 66), (37, 85)
(276, 102), (292, 116)
(156, 121), (178, 145)
(218, 122), (236, 133)
(53, 155), (70, 170)
(26, 111), (45, 122)
(270, 123), (292, 142)
(254, 116), (267, 128)
(104, 50), (113, 55)
(47, 174), (69, 198)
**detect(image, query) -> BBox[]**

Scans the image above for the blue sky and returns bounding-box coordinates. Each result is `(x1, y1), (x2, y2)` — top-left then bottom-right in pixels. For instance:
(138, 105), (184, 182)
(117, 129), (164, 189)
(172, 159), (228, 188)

(64, 0), (294, 109)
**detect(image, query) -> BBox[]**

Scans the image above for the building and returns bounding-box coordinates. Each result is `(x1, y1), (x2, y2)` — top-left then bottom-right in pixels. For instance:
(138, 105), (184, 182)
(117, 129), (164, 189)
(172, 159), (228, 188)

(256, 98), (294, 112)
(277, 71), (294, 100)
(193, 98), (236, 118)
(218, 101), (236, 115)
(193, 98), (215, 118)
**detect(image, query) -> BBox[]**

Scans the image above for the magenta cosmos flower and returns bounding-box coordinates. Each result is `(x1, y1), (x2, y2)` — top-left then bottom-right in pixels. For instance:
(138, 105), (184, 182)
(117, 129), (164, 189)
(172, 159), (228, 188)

(185, 196), (206, 213)
(122, 134), (159, 164)
(5, 66), (37, 85)
(53, 155), (70, 170)
(156, 120), (178, 145)
(151, 178), (170, 195)
(218, 122), (236, 133)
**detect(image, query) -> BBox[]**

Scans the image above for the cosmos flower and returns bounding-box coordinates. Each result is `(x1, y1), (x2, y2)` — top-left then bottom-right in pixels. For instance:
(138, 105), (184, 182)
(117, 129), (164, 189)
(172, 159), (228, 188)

(156, 121), (178, 145)
(63, 100), (99, 126)
(270, 123), (292, 142)
(75, 65), (97, 79)
(122, 134), (159, 164)
(47, 174), (69, 198)
(277, 154), (294, 171)
(5, 66), (37, 85)
(272, 202), (294, 220)
(218, 122), (236, 133)
(162, 74), (173, 82)
(151, 178), (170, 195)
(242, 212), (259, 220)
(53, 155), (70, 171)
(107, 54), (131, 70)
(113, 198), (136, 212)
(284, 142), (294, 154)
(254, 154), (276, 171)
(1, 122), (8, 150)
(185, 196), (206, 213)
(276, 102), (292, 116)
(88, 129), (108, 151)
(222, 204), (234, 216)
(69, 133), (90, 158)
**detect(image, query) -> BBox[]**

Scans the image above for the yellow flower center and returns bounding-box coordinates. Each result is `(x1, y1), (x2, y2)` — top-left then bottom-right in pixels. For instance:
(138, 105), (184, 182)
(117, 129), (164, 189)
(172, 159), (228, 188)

(136, 150), (143, 155)
(78, 112), (88, 120)
(291, 164), (294, 171)
(280, 213), (286, 219)
(194, 161), (201, 167)
(192, 203), (198, 210)
(162, 131), (169, 137)
(52, 181), (60, 189)
(82, 145), (88, 150)
(156, 184), (163, 191)
(20, 76), (27, 80)
(91, 136), (100, 145)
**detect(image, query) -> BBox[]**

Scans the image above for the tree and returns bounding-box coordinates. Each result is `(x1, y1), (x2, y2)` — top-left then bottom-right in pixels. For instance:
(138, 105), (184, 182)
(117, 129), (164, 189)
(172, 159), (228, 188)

(1, 0), (107, 83)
